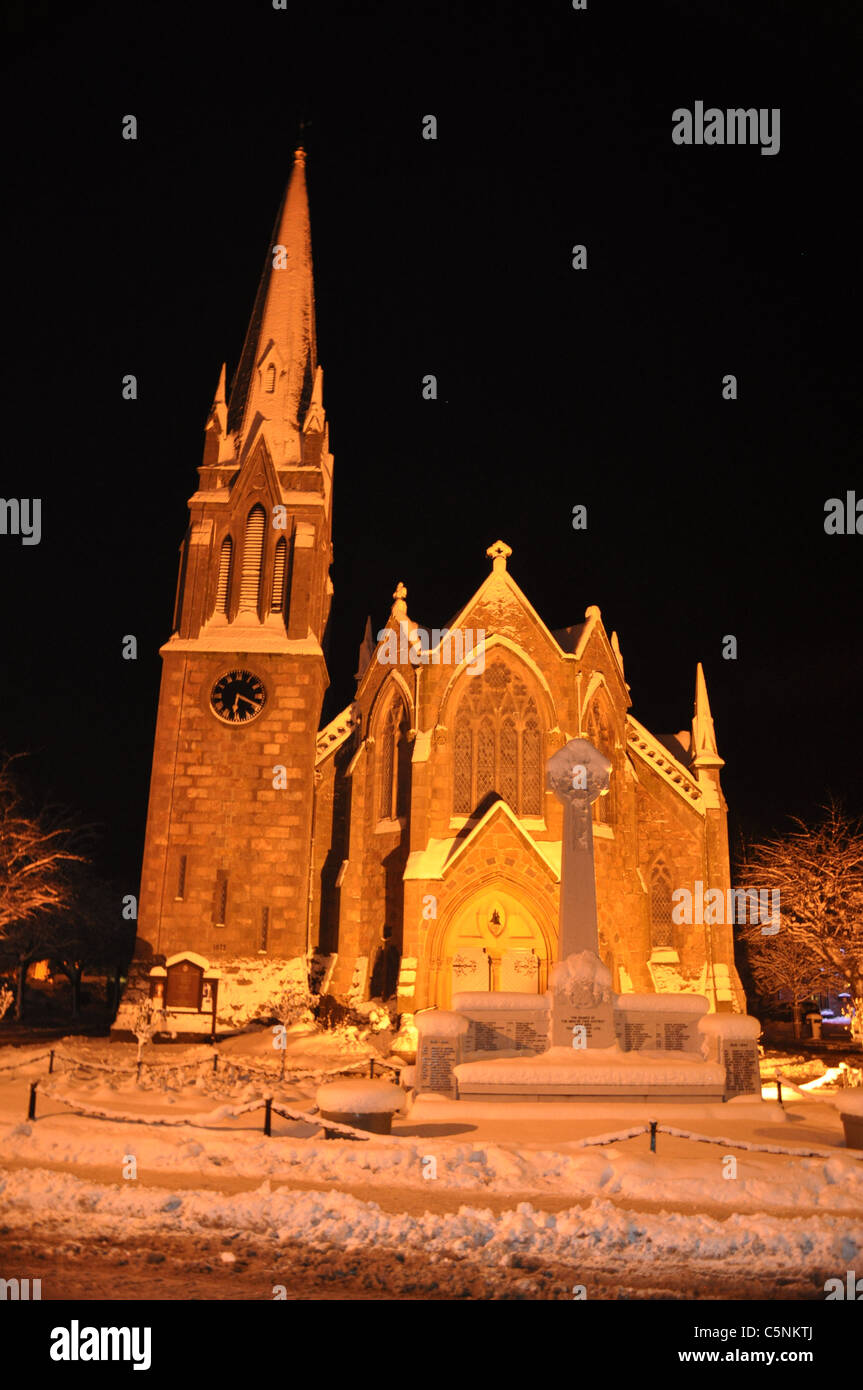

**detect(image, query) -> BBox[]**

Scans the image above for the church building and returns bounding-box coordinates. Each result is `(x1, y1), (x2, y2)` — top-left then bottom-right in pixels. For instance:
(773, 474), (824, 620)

(136, 149), (746, 1022)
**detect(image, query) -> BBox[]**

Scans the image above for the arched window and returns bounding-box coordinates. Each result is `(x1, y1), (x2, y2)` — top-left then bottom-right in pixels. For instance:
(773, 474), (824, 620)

(650, 859), (674, 949)
(587, 698), (616, 824)
(264, 363), (276, 394)
(451, 659), (545, 817)
(215, 536), (233, 615)
(239, 506), (265, 612)
(271, 537), (287, 613)
(379, 698), (411, 821)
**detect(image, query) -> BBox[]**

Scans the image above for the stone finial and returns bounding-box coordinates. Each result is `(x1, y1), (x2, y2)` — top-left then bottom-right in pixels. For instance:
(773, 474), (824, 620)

(486, 539), (512, 573)
(691, 661), (724, 769)
(391, 581), (408, 622)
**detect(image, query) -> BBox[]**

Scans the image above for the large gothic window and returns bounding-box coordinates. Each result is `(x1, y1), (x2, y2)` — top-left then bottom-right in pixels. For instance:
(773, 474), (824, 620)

(452, 660), (544, 817)
(379, 697), (411, 821)
(650, 859), (674, 948)
(239, 506), (266, 612)
(587, 699), (616, 824)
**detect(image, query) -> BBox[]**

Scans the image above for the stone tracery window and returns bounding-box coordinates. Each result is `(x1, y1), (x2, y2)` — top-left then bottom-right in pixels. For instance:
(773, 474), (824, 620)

(587, 698), (616, 824)
(650, 858), (674, 948)
(452, 660), (544, 817)
(379, 696), (411, 821)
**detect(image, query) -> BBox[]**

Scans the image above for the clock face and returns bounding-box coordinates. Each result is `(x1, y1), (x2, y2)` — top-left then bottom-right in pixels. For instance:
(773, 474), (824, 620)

(210, 669), (266, 724)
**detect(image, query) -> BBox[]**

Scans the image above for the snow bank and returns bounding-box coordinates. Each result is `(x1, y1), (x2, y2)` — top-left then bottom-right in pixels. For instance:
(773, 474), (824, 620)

(615, 993), (708, 1015)
(698, 1014), (761, 1040)
(453, 992), (549, 1012)
(317, 1079), (402, 1113)
(415, 1010), (470, 1037)
(2, 1169), (859, 1281)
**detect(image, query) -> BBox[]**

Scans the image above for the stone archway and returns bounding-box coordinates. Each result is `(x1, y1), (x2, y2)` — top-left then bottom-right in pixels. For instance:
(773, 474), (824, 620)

(433, 884), (553, 1008)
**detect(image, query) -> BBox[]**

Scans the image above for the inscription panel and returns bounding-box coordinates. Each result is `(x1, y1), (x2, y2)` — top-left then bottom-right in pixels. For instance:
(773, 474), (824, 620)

(614, 1009), (703, 1054)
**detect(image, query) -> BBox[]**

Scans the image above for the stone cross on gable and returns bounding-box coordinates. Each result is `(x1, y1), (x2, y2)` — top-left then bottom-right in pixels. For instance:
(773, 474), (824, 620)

(486, 539), (512, 573)
(546, 738), (612, 958)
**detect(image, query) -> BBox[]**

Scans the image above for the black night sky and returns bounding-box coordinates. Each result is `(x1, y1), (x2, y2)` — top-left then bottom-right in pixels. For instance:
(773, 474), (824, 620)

(2, 0), (860, 892)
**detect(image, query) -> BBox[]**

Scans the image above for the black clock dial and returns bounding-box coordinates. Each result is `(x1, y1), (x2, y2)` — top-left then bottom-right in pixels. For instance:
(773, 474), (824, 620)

(210, 669), (266, 724)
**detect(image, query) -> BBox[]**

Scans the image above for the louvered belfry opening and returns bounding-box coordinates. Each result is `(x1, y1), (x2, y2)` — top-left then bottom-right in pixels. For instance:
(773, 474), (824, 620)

(215, 536), (233, 615)
(239, 505), (266, 612)
(271, 536), (287, 613)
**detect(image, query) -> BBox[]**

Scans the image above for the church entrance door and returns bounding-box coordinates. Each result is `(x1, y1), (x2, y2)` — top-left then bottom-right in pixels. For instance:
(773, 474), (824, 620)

(436, 886), (550, 1008)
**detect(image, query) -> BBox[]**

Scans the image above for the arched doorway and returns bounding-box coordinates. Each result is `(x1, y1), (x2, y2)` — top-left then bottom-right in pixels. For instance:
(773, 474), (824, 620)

(433, 885), (552, 1008)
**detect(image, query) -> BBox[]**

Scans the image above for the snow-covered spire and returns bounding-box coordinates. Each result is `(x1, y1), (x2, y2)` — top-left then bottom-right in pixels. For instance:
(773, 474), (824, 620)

(227, 147), (318, 463)
(691, 662), (724, 769)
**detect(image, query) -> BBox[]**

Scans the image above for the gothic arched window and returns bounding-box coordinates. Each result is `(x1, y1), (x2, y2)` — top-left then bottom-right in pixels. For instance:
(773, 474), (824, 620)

(451, 660), (545, 818)
(215, 536), (233, 615)
(239, 506), (266, 612)
(650, 859), (674, 949)
(379, 697), (411, 821)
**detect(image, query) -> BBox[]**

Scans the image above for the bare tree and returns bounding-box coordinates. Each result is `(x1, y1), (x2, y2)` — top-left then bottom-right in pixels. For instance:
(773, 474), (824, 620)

(742, 926), (838, 1037)
(739, 803), (863, 1040)
(133, 997), (165, 1069)
(0, 755), (87, 1019)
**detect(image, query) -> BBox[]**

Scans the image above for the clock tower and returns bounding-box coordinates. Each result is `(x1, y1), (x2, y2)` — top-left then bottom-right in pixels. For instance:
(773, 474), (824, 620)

(138, 148), (333, 963)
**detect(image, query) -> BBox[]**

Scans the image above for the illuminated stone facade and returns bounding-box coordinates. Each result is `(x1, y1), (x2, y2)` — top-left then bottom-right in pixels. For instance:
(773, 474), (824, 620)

(138, 151), (746, 1015)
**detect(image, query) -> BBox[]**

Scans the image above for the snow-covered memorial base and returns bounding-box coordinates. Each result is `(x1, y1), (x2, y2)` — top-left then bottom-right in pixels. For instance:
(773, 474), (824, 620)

(416, 951), (761, 1104)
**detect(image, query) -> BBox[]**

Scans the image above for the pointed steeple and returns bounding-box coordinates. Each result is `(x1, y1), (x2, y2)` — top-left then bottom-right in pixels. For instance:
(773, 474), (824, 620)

(227, 148), (318, 464)
(691, 663), (724, 769)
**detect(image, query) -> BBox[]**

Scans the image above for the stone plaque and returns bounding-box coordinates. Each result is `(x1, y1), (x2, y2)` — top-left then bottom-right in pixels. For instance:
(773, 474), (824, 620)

(417, 1036), (461, 1098)
(722, 1039), (761, 1098)
(450, 948), (489, 996)
(500, 949), (539, 993)
(551, 1004), (616, 1048)
(614, 1009), (703, 1054)
(549, 951), (615, 1048)
(466, 1010), (548, 1055)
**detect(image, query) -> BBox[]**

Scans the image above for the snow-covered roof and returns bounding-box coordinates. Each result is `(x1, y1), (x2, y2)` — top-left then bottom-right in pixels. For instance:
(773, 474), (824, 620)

(316, 704), (357, 765)
(626, 715), (704, 812)
(405, 799), (561, 882)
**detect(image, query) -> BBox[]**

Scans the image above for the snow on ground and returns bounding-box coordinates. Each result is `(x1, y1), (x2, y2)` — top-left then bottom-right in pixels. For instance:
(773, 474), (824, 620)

(2, 1029), (862, 1293)
(0, 1165), (858, 1288)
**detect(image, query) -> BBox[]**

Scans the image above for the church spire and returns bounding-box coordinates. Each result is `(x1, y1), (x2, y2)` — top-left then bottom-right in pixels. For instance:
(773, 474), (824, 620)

(227, 147), (318, 463)
(691, 662), (724, 769)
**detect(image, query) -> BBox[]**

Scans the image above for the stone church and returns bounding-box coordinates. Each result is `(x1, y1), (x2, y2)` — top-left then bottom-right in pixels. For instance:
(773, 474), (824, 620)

(136, 149), (746, 1023)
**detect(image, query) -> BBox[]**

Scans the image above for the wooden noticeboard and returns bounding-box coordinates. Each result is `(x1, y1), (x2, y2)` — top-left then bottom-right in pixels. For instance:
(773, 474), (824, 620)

(165, 961), (203, 1009)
